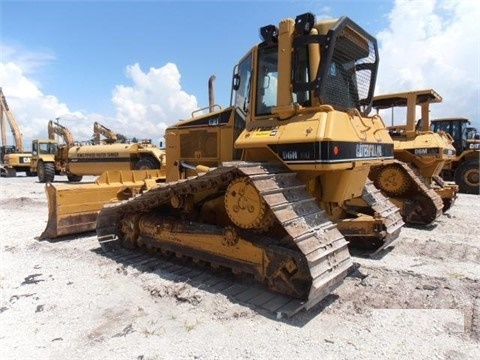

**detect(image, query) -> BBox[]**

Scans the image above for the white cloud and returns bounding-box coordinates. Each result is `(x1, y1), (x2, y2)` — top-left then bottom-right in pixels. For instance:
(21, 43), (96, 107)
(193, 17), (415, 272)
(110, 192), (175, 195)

(112, 63), (198, 140)
(1, 53), (198, 149)
(0, 62), (72, 147)
(376, 0), (480, 127)
(1, 43), (55, 76)
(1, 0), (478, 151)
(315, 6), (333, 20)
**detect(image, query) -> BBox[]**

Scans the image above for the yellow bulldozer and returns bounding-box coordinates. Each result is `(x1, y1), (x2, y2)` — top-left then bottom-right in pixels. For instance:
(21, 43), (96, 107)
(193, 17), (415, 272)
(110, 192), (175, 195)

(41, 13), (405, 315)
(30, 120), (166, 183)
(369, 89), (458, 222)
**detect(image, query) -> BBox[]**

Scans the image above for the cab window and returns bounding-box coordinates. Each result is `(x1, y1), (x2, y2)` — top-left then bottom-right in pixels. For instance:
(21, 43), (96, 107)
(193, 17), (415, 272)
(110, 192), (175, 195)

(256, 46), (278, 115)
(234, 53), (253, 114)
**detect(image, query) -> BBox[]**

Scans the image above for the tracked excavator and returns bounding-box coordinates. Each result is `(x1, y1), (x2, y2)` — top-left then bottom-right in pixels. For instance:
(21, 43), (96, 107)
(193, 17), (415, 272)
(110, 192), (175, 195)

(0, 88), (34, 177)
(42, 13), (405, 314)
(93, 121), (118, 144)
(369, 89), (458, 221)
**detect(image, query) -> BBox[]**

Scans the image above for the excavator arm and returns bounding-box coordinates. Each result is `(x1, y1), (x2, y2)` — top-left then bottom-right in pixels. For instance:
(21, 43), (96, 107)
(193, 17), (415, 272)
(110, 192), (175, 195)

(93, 121), (117, 144)
(48, 120), (74, 145)
(0, 88), (24, 152)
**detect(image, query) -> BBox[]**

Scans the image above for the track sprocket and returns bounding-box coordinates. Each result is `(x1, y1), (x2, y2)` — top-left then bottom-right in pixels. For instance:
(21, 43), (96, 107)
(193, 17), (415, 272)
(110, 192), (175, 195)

(372, 163), (411, 196)
(224, 177), (275, 230)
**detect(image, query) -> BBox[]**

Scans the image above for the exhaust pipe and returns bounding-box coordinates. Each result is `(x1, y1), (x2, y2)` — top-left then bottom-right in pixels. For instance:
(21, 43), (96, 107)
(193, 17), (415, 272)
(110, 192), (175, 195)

(208, 75), (216, 112)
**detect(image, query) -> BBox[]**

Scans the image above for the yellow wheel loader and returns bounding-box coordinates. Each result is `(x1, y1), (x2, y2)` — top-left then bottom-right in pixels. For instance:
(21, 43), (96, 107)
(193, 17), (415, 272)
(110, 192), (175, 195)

(30, 121), (81, 183)
(431, 118), (479, 194)
(369, 89), (458, 222)
(42, 13), (405, 315)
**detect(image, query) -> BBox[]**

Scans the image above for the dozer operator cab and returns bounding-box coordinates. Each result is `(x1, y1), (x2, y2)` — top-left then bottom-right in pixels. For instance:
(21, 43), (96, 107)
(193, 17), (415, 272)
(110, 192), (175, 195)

(232, 13), (378, 123)
(166, 13), (389, 185)
(230, 13), (392, 175)
(372, 89), (457, 163)
(373, 89), (443, 137)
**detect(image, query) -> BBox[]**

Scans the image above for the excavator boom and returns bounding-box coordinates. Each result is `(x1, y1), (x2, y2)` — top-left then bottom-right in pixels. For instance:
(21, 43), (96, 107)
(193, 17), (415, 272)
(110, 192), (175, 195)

(0, 88), (34, 177)
(0, 88), (24, 152)
(48, 119), (74, 145)
(93, 121), (117, 144)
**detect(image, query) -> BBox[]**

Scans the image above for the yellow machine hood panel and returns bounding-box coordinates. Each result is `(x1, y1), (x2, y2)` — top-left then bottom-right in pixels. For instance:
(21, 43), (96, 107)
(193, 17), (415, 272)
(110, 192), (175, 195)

(236, 109), (394, 169)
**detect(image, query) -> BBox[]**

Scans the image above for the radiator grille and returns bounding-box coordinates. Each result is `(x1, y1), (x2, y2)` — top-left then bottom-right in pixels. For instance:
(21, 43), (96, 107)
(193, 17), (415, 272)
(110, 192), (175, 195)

(180, 130), (218, 158)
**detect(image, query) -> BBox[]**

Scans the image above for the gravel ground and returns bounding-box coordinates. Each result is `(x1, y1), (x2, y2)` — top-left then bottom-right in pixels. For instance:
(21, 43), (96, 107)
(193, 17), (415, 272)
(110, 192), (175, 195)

(1, 175), (479, 360)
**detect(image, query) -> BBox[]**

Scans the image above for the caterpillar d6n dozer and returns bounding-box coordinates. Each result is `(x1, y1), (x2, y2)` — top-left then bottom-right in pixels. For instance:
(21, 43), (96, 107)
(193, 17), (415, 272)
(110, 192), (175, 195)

(90, 13), (405, 315)
(370, 89), (458, 222)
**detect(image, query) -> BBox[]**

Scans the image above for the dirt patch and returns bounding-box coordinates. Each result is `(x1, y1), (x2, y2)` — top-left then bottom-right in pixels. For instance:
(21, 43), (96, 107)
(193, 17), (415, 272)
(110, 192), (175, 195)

(1, 196), (45, 208)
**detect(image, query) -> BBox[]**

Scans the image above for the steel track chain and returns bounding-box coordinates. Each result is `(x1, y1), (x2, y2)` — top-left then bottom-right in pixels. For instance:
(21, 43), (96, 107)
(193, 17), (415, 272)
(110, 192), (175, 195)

(97, 161), (353, 314)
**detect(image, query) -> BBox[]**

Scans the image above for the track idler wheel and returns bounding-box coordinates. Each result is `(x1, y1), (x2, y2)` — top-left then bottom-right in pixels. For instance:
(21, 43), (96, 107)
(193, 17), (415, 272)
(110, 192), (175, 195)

(118, 213), (141, 249)
(224, 177), (275, 231)
(403, 194), (437, 225)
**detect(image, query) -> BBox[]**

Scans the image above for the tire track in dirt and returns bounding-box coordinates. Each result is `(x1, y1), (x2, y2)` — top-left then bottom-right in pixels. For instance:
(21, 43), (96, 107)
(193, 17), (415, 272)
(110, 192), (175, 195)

(333, 264), (480, 339)
(471, 298), (480, 341)
(390, 237), (480, 264)
(2, 197), (46, 209)
(95, 248), (311, 318)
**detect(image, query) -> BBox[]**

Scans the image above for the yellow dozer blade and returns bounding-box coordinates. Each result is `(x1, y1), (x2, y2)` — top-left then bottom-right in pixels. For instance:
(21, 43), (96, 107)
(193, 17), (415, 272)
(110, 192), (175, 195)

(40, 169), (165, 239)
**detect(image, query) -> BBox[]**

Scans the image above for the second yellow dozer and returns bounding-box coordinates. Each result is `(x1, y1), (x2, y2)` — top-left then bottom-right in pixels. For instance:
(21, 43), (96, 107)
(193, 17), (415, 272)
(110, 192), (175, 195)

(42, 13), (404, 314)
(370, 89), (458, 223)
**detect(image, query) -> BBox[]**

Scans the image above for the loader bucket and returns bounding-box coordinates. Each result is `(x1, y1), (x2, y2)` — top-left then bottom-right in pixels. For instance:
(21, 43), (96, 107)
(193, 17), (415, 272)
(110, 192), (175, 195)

(40, 169), (165, 239)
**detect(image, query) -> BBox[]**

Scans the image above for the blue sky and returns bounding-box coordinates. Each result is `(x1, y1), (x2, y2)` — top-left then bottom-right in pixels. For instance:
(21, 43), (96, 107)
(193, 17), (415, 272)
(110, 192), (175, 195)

(1, 0), (479, 147)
